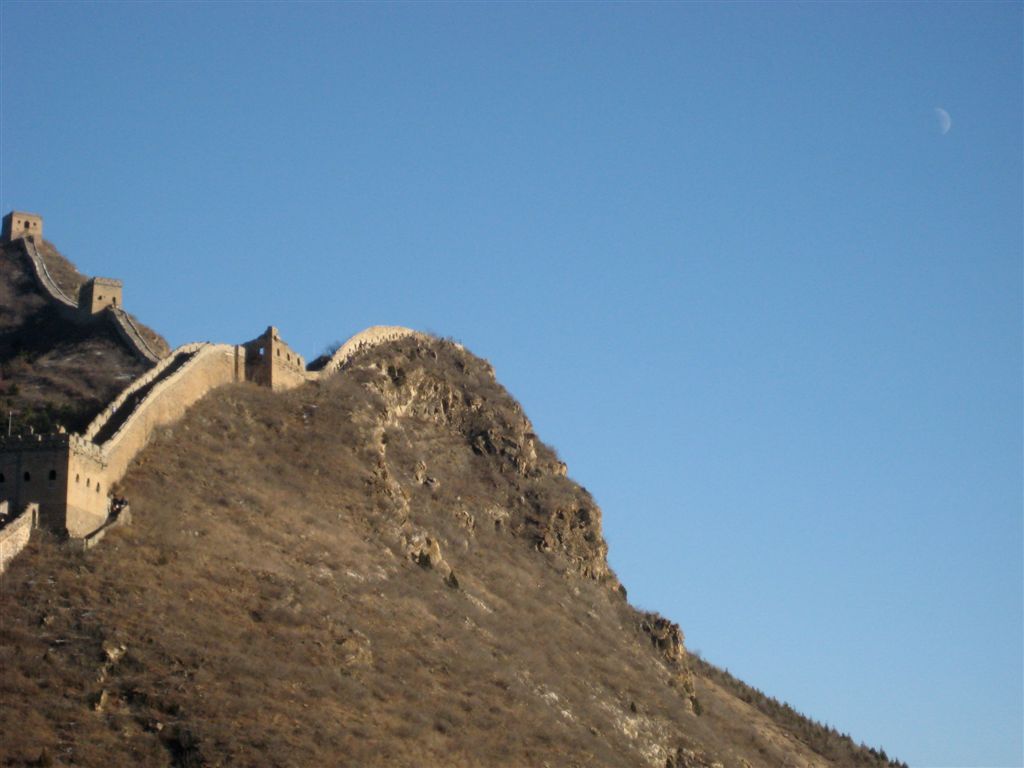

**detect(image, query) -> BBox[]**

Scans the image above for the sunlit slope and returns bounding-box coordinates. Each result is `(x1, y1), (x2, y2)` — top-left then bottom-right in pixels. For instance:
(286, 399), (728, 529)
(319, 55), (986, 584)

(0, 337), (903, 767)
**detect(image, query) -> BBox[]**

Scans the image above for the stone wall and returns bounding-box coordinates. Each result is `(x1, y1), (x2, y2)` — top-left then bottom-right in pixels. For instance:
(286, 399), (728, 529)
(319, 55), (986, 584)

(108, 307), (163, 363)
(316, 326), (423, 377)
(0, 435), (74, 532)
(0, 503), (38, 573)
(17, 239), (164, 364)
(65, 436), (111, 538)
(84, 344), (207, 442)
(99, 344), (243, 485)
(20, 238), (78, 310)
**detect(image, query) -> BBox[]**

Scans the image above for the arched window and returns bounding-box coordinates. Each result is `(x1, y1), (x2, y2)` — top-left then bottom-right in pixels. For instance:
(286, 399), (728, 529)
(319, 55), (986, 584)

(76, 474), (80, 483)
(86, 478), (91, 488)
(0, 472), (5, 483)
(96, 483), (101, 494)
(49, 469), (57, 481)
(23, 471), (31, 482)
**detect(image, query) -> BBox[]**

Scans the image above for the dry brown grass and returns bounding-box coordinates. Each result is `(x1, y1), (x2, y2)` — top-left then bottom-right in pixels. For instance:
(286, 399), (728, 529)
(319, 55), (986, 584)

(1, 337), (904, 768)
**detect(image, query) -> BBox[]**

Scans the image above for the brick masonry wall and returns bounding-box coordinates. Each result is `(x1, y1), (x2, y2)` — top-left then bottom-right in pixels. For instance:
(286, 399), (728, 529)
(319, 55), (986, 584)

(0, 504), (37, 573)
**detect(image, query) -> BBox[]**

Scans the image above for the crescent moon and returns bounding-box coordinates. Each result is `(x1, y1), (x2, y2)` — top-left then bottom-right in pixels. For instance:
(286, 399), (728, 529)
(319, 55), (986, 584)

(935, 107), (952, 135)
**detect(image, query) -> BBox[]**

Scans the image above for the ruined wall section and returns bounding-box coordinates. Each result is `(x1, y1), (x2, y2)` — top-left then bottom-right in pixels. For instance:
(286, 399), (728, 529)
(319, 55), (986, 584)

(98, 344), (244, 485)
(0, 503), (38, 574)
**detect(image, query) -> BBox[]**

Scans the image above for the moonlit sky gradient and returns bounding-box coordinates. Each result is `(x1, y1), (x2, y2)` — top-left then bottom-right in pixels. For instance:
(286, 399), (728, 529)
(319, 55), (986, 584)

(2, 3), (1020, 765)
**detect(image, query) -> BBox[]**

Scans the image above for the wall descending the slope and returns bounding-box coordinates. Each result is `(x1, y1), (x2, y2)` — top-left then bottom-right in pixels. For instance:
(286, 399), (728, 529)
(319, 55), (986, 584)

(20, 239), (78, 310)
(18, 238), (166, 364)
(84, 344), (207, 442)
(109, 307), (162, 363)
(99, 344), (244, 484)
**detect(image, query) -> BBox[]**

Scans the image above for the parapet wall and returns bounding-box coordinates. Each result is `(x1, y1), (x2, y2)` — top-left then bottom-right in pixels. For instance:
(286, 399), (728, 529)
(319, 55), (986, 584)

(21, 238), (78, 310)
(109, 308), (162, 363)
(84, 343), (207, 442)
(0, 503), (38, 573)
(100, 344), (243, 484)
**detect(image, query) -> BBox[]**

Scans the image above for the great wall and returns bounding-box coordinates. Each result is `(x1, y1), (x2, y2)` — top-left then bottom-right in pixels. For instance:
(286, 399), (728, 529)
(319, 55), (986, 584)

(0, 211), (425, 571)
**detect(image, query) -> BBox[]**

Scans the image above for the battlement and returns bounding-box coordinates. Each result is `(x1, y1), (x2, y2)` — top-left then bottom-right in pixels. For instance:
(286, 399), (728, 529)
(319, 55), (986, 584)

(0, 433), (71, 452)
(1, 211), (43, 243)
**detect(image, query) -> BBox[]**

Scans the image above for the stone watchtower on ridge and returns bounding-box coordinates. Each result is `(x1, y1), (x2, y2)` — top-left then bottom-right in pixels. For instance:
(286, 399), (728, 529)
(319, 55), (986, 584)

(243, 326), (308, 391)
(1, 211), (43, 243)
(79, 277), (123, 315)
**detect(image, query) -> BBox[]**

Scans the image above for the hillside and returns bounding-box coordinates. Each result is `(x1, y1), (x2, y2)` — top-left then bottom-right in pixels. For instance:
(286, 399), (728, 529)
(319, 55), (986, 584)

(0, 321), (905, 766)
(0, 240), (168, 433)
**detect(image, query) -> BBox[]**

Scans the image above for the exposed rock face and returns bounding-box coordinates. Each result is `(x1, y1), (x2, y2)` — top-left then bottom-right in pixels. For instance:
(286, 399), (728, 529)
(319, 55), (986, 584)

(351, 336), (621, 591)
(639, 611), (698, 709)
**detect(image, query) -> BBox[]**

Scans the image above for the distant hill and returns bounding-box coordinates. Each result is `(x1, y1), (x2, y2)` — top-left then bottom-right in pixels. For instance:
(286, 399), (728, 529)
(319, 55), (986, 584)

(0, 233), (904, 768)
(0, 239), (168, 434)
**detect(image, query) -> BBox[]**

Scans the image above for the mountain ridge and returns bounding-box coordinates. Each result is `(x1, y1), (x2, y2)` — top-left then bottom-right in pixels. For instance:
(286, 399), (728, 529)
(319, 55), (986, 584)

(0, 227), (905, 768)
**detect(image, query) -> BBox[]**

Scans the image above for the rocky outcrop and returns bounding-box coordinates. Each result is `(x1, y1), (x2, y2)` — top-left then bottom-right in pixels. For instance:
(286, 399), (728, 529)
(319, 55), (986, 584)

(346, 335), (619, 590)
(639, 611), (698, 710)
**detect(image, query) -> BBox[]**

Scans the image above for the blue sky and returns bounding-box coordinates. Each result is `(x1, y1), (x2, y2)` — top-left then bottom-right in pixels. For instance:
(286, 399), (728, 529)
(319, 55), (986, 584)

(2, 2), (1020, 765)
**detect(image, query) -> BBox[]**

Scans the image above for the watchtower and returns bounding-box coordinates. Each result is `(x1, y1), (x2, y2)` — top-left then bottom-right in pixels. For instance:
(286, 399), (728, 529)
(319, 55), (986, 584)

(79, 277), (124, 315)
(1, 211), (43, 243)
(242, 326), (308, 391)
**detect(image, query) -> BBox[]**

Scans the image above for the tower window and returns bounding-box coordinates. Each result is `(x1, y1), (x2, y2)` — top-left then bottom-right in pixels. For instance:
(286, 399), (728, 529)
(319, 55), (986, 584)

(23, 471), (31, 482)
(49, 469), (57, 481)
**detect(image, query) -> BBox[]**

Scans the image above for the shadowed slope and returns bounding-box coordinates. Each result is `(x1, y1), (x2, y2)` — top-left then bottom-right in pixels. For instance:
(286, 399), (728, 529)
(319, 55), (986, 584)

(0, 241), (168, 433)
